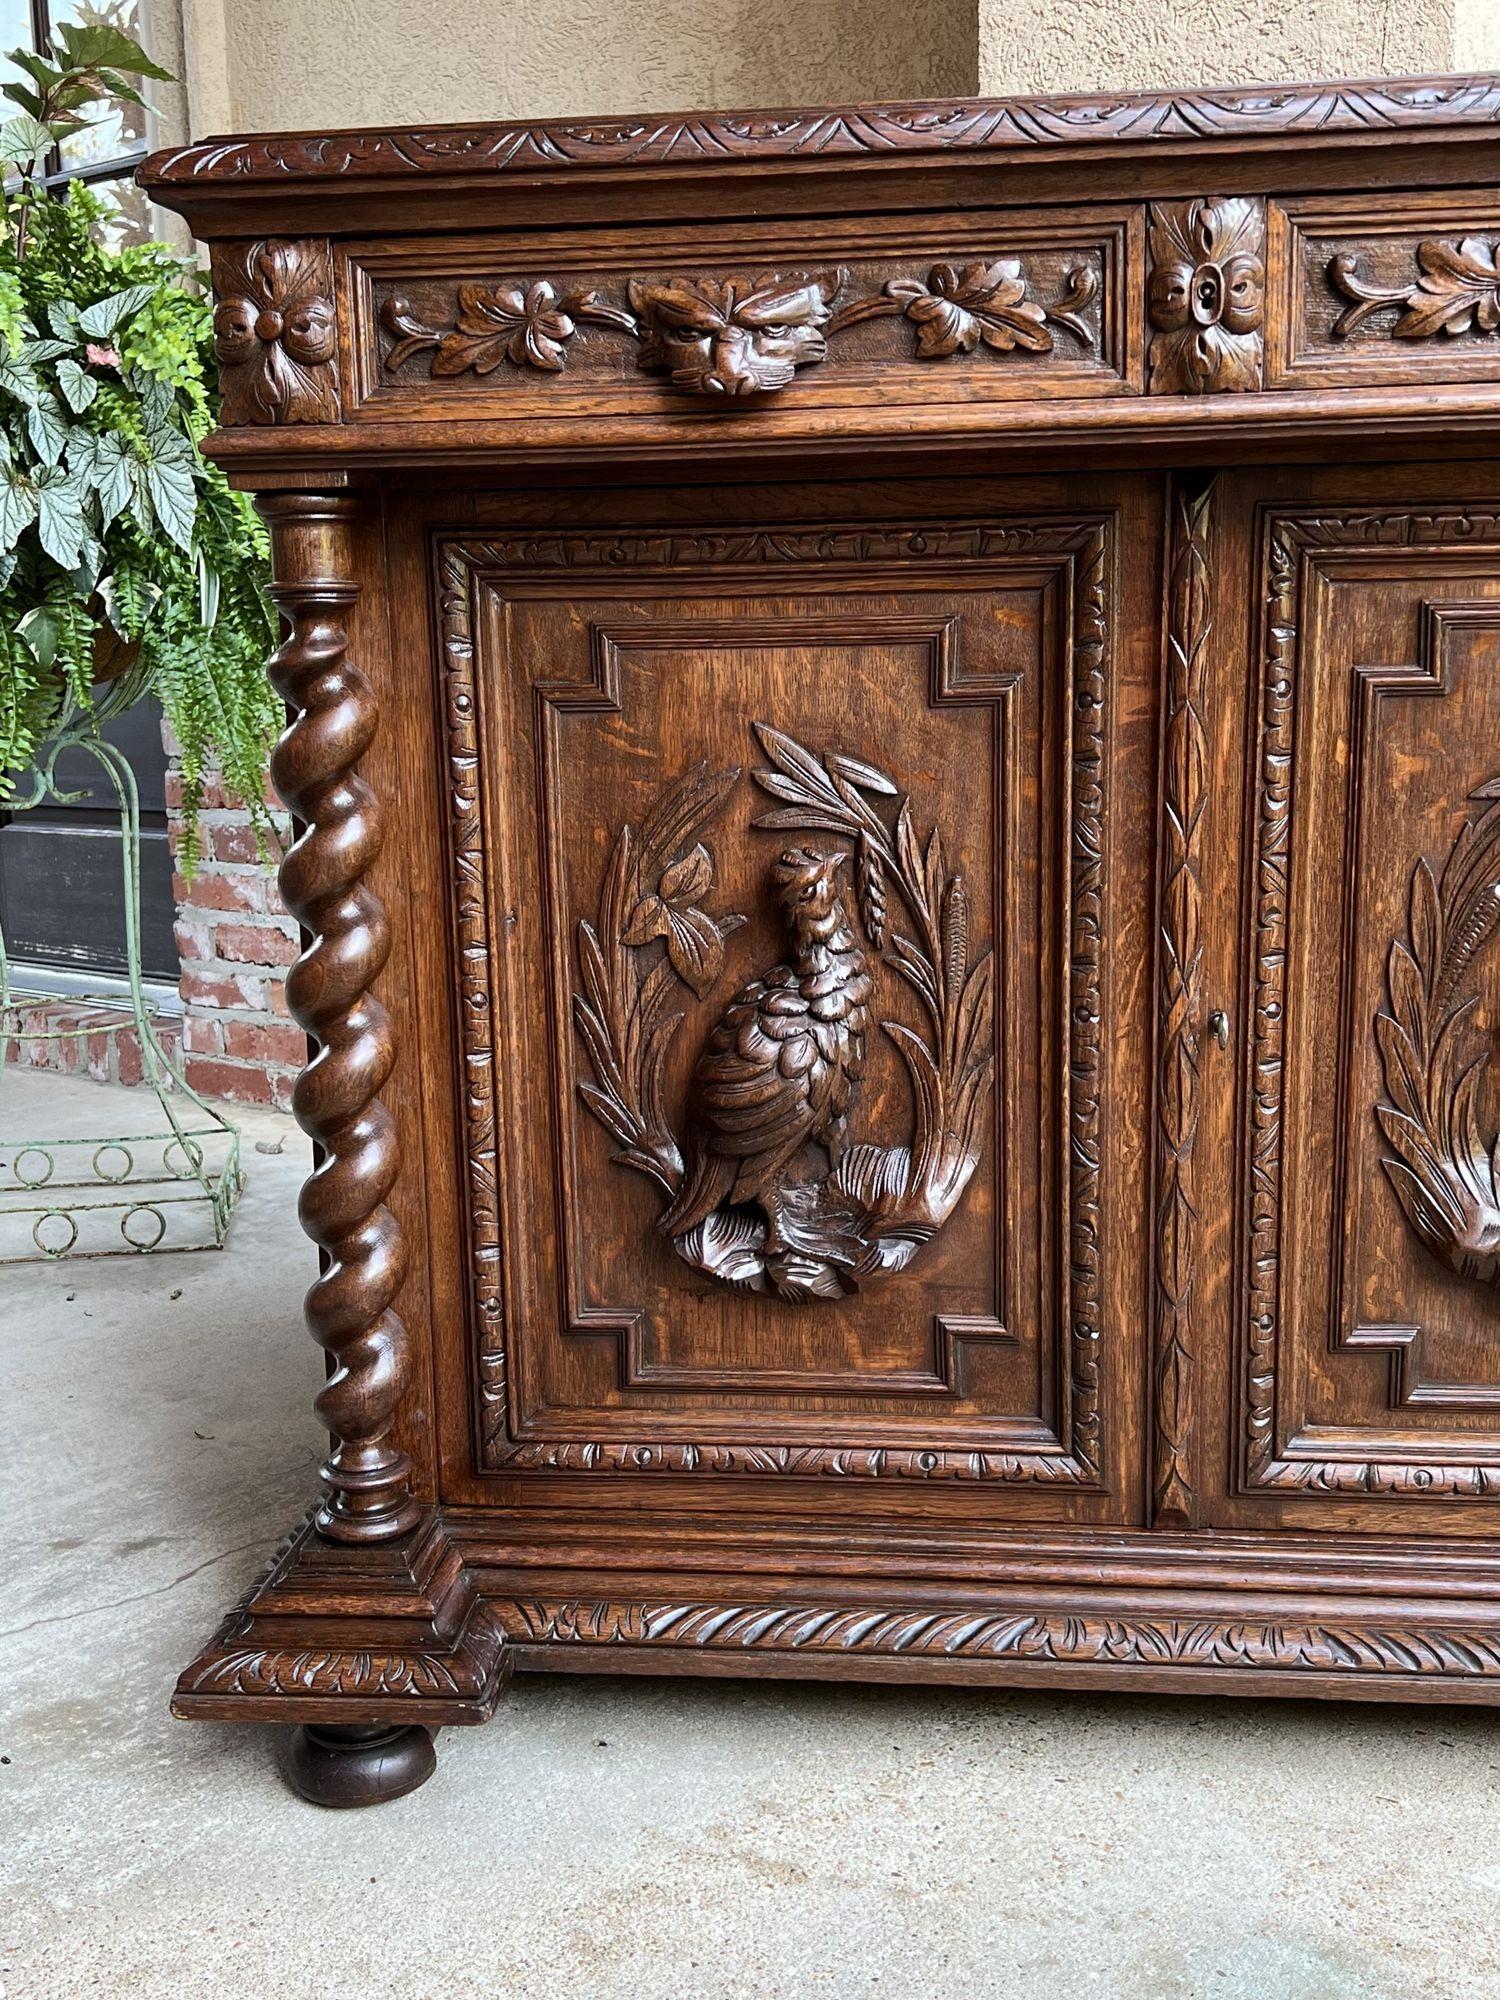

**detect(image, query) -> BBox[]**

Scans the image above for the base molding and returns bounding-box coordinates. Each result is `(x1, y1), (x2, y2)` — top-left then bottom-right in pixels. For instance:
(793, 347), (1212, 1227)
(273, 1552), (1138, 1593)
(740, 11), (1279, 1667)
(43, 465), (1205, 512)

(172, 1507), (510, 1727)
(458, 1513), (1500, 1706)
(491, 1596), (1500, 1703)
(173, 1506), (1500, 1723)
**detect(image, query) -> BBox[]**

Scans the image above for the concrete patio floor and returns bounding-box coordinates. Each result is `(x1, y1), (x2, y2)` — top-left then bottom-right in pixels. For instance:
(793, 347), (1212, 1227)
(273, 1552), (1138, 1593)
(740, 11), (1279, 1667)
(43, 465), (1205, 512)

(3, 1065), (1499, 1999)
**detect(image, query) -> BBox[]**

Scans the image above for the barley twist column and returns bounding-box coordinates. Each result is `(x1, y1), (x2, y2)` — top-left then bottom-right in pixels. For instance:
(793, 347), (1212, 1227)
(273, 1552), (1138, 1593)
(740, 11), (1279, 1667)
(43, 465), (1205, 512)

(261, 492), (419, 1544)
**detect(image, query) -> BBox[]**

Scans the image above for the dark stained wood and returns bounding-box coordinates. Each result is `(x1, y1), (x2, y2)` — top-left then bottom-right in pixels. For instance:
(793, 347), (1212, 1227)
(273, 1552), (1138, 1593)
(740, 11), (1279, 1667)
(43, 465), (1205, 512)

(150, 77), (1500, 1804)
(284, 1722), (437, 1807)
(262, 493), (417, 1542)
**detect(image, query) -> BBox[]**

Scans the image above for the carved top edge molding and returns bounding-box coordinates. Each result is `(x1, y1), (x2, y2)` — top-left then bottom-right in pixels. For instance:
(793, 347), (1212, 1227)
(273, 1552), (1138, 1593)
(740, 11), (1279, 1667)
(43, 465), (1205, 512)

(140, 72), (1500, 187)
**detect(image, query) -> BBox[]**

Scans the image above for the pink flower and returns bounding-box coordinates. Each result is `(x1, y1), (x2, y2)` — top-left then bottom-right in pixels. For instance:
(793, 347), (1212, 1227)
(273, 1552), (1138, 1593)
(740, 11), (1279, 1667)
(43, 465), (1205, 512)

(85, 342), (120, 368)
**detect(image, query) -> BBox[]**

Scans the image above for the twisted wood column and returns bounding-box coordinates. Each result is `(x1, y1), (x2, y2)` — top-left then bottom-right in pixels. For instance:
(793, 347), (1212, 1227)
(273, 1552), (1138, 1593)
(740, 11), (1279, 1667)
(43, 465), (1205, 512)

(262, 492), (419, 1545)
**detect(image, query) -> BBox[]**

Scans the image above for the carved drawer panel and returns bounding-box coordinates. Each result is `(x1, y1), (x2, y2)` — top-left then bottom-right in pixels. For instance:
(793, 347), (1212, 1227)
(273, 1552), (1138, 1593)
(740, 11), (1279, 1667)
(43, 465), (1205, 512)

(433, 485), (1154, 1508)
(344, 210), (1139, 421)
(1224, 501), (1500, 1506)
(1270, 192), (1500, 389)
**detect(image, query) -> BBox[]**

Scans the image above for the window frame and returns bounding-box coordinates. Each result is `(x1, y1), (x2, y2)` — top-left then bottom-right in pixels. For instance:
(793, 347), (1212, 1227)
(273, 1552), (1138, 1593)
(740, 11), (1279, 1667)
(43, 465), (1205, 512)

(23, 0), (150, 200)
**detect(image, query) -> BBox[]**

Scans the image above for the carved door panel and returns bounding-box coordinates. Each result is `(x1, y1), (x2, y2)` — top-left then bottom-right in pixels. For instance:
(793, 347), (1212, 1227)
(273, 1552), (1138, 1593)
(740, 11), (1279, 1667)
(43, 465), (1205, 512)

(426, 478), (1157, 1521)
(1203, 472), (1500, 1528)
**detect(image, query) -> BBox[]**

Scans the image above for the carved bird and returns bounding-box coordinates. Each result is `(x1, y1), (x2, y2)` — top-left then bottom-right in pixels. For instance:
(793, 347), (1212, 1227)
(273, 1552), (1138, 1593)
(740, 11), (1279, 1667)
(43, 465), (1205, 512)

(660, 847), (872, 1252)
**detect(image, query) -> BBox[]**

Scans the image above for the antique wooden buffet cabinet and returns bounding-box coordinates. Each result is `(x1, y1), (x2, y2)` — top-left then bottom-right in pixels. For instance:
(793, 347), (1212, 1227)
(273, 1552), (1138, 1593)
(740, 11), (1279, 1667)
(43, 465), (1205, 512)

(142, 72), (1500, 1804)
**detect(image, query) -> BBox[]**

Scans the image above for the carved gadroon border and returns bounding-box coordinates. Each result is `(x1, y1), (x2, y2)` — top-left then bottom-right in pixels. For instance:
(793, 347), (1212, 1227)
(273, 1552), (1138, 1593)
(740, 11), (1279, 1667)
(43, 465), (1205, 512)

(1152, 478), (1213, 1525)
(437, 517), (1110, 1482)
(495, 1596), (1500, 1681)
(142, 76), (1500, 184)
(1244, 507), (1500, 1497)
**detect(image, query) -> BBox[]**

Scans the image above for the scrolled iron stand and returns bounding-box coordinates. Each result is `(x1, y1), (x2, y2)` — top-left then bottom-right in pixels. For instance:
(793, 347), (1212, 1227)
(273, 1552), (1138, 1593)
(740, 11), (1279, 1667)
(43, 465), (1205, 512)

(0, 661), (244, 1261)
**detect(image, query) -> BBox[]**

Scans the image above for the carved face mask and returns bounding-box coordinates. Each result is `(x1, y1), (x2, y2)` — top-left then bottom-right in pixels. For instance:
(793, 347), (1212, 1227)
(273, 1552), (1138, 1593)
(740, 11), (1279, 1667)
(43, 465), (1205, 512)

(628, 272), (837, 395)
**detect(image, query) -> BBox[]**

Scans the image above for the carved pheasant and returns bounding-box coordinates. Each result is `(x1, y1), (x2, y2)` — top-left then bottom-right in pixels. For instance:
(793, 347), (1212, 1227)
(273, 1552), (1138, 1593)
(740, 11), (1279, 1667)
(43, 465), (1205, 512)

(660, 847), (872, 1251)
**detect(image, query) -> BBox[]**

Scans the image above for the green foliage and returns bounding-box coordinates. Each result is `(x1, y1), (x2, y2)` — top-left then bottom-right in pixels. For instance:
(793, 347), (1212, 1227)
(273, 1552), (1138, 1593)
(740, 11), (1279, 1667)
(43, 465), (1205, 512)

(0, 28), (278, 869)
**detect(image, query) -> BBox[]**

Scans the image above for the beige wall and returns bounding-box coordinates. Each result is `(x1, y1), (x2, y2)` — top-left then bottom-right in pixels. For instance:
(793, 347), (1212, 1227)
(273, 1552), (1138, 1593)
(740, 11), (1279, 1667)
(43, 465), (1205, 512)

(159, 0), (1500, 145)
(191, 0), (977, 135)
(976, 0), (1496, 94)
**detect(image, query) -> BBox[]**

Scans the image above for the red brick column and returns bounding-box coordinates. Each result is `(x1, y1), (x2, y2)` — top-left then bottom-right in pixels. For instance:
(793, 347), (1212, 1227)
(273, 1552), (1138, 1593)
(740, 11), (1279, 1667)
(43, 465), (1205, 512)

(167, 738), (307, 1109)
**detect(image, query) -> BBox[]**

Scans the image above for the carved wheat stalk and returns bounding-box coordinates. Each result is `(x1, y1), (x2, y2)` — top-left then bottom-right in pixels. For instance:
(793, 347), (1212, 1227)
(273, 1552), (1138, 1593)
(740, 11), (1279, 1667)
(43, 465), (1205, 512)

(264, 494), (418, 1545)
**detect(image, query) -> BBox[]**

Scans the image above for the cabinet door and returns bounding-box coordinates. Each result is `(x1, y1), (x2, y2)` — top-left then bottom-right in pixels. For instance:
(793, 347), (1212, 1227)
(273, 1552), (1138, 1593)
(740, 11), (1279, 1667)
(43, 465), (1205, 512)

(1202, 470), (1500, 1528)
(419, 476), (1159, 1523)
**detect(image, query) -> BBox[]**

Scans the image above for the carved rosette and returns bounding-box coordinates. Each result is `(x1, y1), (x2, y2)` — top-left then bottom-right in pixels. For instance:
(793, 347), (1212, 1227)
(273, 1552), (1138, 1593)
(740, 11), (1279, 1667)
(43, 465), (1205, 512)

(1375, 783), (1500, 1285)
(263, 494), (417, 1544)
(380, 257), (1098, 396)
(1147, 197), (1265, 393)
(211, 239), (340, 425)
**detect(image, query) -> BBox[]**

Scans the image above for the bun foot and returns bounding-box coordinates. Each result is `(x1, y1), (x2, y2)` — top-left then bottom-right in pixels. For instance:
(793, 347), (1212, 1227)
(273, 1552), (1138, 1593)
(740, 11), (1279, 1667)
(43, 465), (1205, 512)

(284, 1722), (437, 1807)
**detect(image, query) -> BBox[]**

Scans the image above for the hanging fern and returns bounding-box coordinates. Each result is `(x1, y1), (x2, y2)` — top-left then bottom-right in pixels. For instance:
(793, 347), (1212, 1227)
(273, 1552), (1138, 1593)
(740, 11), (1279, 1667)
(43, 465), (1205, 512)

(0, 22), (277, 867)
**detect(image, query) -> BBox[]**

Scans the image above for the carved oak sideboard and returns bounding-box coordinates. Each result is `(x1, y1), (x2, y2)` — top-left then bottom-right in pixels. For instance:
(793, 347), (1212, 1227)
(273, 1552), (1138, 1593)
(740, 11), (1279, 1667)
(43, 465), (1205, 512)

(142, 73), (1500, 1805)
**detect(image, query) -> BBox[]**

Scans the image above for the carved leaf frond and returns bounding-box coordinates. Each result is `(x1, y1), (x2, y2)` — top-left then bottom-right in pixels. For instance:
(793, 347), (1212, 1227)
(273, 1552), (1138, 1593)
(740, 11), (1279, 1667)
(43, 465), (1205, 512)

(577, 1080), (639, 1152)
(889, 930), (940, 1027)
(1448, 1056), (1499, 1211)
(826, 750), (898, 795)
(575, 917), (611, 1023)
(1408, 856), (1441, 985)
(1437, 877), (1500, 1017)
(660, 842), (712, 904)
(1373, 1008), (1424, 1125)
(1375, 790), (1500, 1287)
(662, 904), (725, 998)
(1386, 939), (1427, 1046)
(751, 723), (848, 812)
(884, 1019), (943, 1183)
(1383, 1154), (1465, 1252)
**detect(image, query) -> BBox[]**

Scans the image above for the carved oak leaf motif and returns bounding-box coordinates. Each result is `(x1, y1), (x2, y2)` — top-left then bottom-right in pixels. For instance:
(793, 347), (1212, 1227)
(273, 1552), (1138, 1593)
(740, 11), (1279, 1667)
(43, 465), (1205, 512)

(380, 284), (635, 375)
(1330, 238), (1500, 340)
(1375, 780), (1500, 1286)
(627, 271), (838, 395)
(212, 239), (339, 425)
(825, 259), (1097, 358)
(883, 259), (1050, 356)
(622, 842), (727, 996)
(1147, 197), (1265, 393)
(435, 280), (575, 373)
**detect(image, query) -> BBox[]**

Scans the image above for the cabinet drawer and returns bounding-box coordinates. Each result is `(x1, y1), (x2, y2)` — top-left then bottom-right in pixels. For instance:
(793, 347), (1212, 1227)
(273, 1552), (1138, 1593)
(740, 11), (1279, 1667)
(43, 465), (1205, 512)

(1271, 190), (1500, 390)
(338, 208), (1142, 429)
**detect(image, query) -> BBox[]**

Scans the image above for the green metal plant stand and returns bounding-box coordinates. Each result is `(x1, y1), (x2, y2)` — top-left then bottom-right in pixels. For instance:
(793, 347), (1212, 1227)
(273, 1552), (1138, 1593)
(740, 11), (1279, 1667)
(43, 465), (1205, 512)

(0, 664), (244, 1261)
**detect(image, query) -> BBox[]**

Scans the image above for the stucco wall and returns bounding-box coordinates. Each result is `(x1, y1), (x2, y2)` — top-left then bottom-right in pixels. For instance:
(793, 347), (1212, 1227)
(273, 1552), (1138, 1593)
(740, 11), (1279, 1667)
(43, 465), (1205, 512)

(205, 0), (977, 133)
(164, 0), (1500, 144)
(976, 0), (1497, 94)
